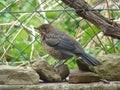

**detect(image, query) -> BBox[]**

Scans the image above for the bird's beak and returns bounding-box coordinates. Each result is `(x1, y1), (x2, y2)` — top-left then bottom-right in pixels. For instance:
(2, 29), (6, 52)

(34, 27), (39, 30)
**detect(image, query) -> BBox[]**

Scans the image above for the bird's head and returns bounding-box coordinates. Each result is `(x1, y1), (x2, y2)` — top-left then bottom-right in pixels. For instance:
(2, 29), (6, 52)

(34, 24), (54, 35)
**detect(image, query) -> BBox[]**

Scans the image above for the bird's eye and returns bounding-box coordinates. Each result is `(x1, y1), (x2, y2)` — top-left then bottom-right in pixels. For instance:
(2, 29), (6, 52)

(40, 25), (49, 33)
(42, 25), (46, 30)
(43, 26), (49, 32)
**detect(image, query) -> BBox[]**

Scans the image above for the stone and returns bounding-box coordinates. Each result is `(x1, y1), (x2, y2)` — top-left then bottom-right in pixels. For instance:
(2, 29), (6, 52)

(0, 82), (120, 90)
(0, 65), (39, 85)
(76, 59), (95, 72)
(32, 60), (61, 82)
(55, 64), (70, 80)
(93, 53), (120, 81)
(69, 70), (100, 83)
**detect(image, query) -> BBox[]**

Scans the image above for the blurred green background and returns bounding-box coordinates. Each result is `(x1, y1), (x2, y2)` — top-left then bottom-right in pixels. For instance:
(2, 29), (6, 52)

(0, 0), (120, 68)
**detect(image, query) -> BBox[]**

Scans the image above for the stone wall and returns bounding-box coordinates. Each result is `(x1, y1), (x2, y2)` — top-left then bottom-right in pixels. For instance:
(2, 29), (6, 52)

(1, 54), (120, 90)
(0, 82), (120, 90)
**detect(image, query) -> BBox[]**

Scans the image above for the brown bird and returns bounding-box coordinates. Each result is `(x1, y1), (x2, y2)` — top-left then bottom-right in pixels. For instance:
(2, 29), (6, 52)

(35, 24), (101, 66)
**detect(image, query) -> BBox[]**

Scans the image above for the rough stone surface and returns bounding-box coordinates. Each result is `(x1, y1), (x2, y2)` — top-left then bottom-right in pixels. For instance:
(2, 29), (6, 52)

(0, 82), (120, 90)
(69, 70), (100, 83)
(76, 59), (95, 72)
(93, 53), (120, 81)
(55, 64), (70, 80)
(0, 65), (39, 85)
(32, 60), (61, 82)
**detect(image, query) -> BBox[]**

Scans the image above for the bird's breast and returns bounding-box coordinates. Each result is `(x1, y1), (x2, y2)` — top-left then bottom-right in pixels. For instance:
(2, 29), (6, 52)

(42, 41), (72, 60)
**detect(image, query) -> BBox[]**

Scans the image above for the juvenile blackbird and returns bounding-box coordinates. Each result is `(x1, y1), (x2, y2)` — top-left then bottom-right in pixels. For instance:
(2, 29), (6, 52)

(35, 24), (101, 66)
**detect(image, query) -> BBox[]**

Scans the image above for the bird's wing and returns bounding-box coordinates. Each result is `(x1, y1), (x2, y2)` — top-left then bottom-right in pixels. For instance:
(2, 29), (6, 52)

(45, 38), (59, 46)
(57, 38), (76, 51)
(45, 36), (75, 51)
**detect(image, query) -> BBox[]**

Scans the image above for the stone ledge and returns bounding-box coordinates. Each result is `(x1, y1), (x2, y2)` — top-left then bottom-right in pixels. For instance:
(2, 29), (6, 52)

(0, 82), (120, 90)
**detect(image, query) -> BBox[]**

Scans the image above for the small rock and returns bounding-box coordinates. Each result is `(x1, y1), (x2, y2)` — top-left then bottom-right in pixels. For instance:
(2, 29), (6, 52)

(0, 65), (39, 85)
(76, 59), (95, 72)
(69, 70), (100, 83)
(32, 60), (61, 82)
(93, 53), (120, 81)
(55, 64), (70, 80)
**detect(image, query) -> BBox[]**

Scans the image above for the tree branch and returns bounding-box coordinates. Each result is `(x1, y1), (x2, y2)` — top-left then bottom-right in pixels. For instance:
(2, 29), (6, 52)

(61, 0), (120, 39)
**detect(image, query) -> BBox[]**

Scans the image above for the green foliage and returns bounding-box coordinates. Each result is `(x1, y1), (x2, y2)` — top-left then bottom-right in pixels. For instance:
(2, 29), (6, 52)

(46, 12), (60, 19)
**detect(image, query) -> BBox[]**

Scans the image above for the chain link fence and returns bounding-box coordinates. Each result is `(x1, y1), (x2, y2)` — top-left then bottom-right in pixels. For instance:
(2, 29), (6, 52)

(0, 0), (120, 66)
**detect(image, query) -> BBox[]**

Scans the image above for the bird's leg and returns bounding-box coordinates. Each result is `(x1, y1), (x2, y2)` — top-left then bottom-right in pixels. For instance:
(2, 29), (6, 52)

(54, 60), (68, 68)
(53, 59), (59, 67)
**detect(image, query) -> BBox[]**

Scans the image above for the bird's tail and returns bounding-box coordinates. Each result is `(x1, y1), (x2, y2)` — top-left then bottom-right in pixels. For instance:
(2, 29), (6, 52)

(80, 53), (101, 66)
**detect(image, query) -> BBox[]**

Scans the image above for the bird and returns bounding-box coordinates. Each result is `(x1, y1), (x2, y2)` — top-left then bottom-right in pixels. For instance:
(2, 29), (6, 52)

(35, 24), (101, 66)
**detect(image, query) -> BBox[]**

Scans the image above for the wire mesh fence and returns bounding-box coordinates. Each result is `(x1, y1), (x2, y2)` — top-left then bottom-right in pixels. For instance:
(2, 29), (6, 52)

(0, 0), (120, 66)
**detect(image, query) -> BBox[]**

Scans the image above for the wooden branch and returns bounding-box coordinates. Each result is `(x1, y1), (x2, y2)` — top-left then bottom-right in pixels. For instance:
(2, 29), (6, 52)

(61, 0), (120, 39)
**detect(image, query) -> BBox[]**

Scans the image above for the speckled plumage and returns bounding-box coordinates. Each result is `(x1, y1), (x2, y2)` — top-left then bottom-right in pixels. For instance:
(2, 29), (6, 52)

(36, 24), (101, 66)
